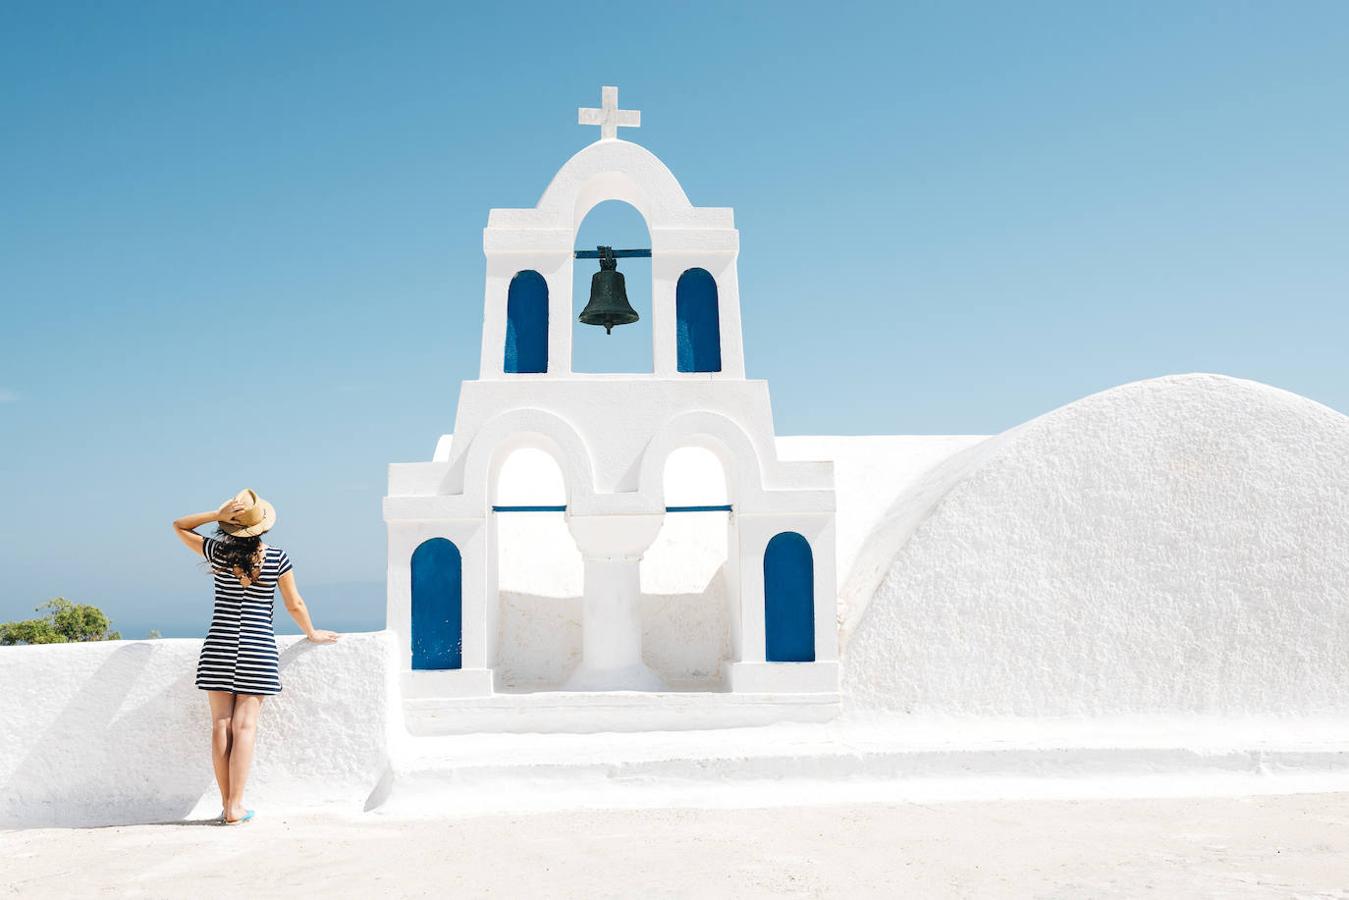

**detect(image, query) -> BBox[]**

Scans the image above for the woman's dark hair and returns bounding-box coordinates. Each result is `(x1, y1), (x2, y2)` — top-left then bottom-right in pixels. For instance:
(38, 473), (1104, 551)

(210, 527), (264, 580)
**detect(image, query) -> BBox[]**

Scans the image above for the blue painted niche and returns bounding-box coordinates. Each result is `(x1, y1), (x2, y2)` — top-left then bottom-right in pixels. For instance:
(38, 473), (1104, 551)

(505, 270), (548, 374)
(764, 531), (815, 662)
(676, 268), (722, 373)
(411, 538), (463, 670)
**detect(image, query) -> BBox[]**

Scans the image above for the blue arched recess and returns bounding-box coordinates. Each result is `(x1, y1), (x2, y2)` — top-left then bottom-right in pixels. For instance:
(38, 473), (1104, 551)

(676, 268), (721, 373)
(411, 538), (462, 670)
(505, 270), (548, 374)
(764, 531), (815, 662)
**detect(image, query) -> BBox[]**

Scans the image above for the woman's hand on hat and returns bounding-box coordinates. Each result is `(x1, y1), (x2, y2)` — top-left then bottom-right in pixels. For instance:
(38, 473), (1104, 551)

(307, 629), (340, 644)
(216, 499), (246, 523)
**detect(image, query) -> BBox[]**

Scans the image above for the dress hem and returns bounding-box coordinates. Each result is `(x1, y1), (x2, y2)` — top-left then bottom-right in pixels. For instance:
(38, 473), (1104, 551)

(196, 684), (283, 696)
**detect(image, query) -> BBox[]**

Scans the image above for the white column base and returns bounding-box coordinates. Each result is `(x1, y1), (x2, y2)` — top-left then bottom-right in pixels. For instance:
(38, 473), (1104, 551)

(402, 668), (495, 699)
(562, 662), (666, 692)
(723, 661), (839, 694)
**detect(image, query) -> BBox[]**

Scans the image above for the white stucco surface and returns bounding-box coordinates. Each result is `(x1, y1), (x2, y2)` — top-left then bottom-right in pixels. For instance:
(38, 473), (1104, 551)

(777, 435), (988, 605)
(496, 577), (731, 690)
(469, 438), (979, 690)
(845, 374), (1349, 716)
(485, 437), (981, 602)
(0, 632), (398, 828)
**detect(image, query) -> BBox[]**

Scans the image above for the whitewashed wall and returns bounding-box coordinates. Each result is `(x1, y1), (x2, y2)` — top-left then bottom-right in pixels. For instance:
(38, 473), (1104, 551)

(496, 579), (730, 690)
(488, 442), (975, 689)
(844, 374), (1349, 716)
(0, 631), (399, 828)
(492, 449), (733, 687)
(8, 374), (1345, 830)
(484, 376), (1349, 714)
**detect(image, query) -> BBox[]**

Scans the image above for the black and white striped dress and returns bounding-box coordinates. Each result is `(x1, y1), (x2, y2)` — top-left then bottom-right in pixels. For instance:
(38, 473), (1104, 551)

(196, 536), (292, 696)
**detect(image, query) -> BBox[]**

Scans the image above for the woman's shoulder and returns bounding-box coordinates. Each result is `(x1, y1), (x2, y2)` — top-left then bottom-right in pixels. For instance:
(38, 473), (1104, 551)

(264, 544), (294, 574)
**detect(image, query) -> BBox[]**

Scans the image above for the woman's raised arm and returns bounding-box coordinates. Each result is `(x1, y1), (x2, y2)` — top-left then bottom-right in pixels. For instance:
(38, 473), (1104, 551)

(172, 499), (242, 556)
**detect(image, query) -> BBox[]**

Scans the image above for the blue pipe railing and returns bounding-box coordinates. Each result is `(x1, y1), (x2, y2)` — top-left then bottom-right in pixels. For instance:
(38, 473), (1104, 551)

(491, 504), (733, 513)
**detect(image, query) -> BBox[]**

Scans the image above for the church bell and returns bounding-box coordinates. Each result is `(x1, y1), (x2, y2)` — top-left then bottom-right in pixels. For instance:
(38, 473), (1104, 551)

(578, 246), (640, 334)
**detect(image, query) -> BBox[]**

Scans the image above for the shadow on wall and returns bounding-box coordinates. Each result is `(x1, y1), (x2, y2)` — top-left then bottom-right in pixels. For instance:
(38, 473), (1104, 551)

(495, 565), (730, 691)
(2, 642), (211, 827)
(0, 632), (397, 828)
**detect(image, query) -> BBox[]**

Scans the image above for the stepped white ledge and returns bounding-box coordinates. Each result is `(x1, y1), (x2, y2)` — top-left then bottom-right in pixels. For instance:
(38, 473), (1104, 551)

(725, 660), (840, 694)
(401, 668), (495, 699)
(402, 689), (841, 735)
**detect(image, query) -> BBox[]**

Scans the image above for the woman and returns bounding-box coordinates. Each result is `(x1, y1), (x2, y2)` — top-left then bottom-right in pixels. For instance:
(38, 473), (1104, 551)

(172, 488), (339, 825)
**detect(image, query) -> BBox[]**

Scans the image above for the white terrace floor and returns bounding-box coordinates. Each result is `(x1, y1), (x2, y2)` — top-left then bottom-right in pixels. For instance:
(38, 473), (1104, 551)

(6, 794), (1349, 898)
(7, 715), (1349, 897)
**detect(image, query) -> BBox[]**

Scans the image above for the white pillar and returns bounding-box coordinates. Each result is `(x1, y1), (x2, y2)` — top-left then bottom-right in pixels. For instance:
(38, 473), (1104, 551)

(577, 558), (649, 669)
(564, 514), (665, 691)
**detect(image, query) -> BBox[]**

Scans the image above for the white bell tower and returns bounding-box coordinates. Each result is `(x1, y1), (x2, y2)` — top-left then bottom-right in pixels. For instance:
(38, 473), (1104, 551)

(384, 87), (839, 718)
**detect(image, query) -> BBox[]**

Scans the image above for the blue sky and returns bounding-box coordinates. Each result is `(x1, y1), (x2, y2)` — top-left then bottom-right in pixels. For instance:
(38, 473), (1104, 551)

(2, 1), (1346, 638)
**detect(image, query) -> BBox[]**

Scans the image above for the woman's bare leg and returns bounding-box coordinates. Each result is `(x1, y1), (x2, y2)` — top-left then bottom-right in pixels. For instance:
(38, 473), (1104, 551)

(206, 691), (235, 817)
(225, 693), (264, 821)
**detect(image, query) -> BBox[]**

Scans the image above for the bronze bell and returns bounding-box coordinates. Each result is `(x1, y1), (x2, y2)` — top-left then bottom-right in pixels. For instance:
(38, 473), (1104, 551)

(578, 246), (639, 334)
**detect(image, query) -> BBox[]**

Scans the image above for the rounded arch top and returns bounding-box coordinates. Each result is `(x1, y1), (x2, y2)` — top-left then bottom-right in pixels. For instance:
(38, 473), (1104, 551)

(457, 407), (599, 511)
(636, 410), (768, 508)
(537, 140), (692, 230)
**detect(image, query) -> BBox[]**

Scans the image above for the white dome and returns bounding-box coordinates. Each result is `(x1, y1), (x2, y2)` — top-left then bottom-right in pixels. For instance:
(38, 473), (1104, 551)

(844, 374), (1349, 716)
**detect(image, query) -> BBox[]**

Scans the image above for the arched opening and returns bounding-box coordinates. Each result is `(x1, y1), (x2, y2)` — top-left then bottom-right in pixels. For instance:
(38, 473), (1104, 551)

(493, 447), (584, 690)
(676, 268), (721, 373)
(505, 270), (548, 373)
(764, 532), (814, 662)
(641, 446), (732, 688)
(572, 200), (652, 373)
(411, 538), (462, 670)
(662, 444), (730, 506)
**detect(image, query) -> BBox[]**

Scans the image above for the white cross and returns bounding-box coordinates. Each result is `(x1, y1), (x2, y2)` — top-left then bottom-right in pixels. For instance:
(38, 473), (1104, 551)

(578, 86), (640, 141)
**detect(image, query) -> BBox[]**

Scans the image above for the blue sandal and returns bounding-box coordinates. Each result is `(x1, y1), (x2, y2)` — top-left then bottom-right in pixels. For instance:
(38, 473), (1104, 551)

(223, 809), (255, 825)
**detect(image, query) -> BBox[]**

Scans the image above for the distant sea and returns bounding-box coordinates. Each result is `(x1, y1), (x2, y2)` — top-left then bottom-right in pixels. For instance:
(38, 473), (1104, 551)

(108, 580), (386, 640)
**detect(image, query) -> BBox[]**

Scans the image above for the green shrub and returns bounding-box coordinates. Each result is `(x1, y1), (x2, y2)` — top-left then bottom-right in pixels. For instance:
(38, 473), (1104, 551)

(0, 598), (121, 645)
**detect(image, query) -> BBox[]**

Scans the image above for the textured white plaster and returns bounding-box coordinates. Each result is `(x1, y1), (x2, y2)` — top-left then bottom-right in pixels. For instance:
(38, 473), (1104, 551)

(778, 435), (987, 600)
(489, 437), (980, 602)
(845, 374), (1349, 716)
(470, 439), (972, 690)
(491, 449), (731, 689)
(0, 632), (398, 828)
(495, 578), (730, 691)
(495, 592), (581, 688)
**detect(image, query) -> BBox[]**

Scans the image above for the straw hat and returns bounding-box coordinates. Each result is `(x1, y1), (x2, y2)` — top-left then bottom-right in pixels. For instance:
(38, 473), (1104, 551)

(220, 488), (276, 538)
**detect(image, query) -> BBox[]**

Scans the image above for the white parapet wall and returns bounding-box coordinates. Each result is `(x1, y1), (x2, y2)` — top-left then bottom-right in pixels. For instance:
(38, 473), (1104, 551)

(0, 631), (400, 828)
